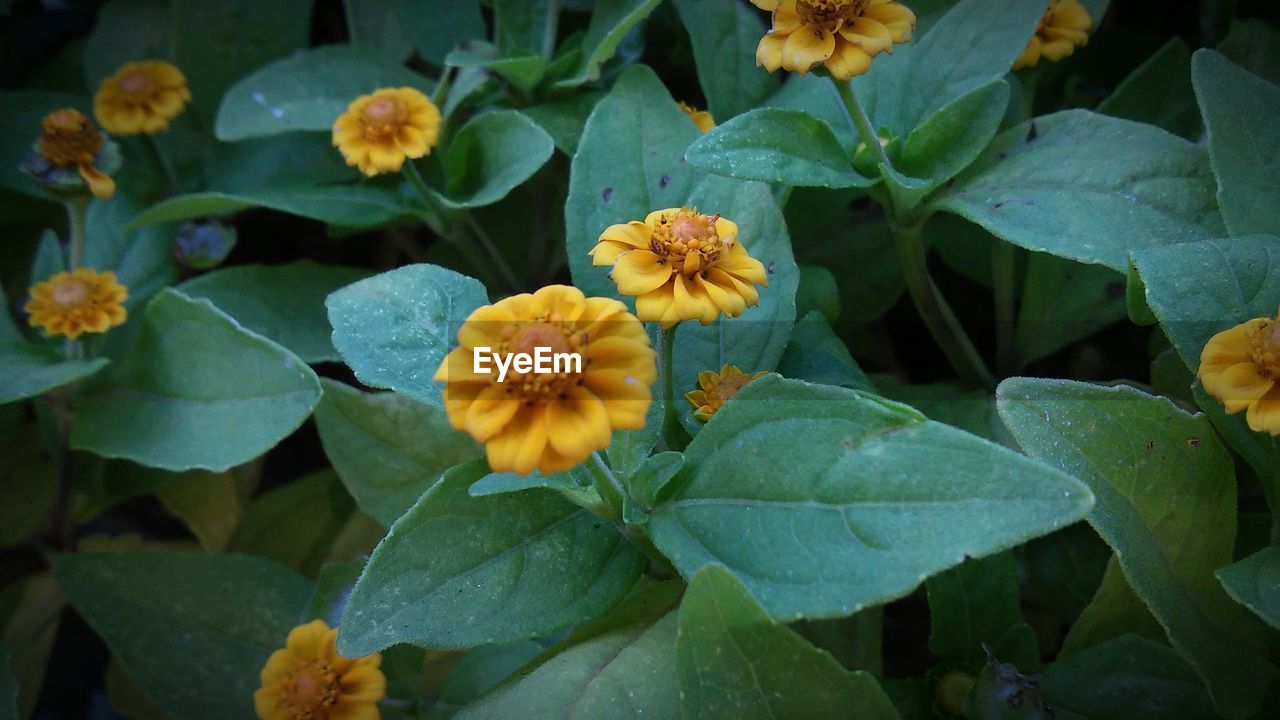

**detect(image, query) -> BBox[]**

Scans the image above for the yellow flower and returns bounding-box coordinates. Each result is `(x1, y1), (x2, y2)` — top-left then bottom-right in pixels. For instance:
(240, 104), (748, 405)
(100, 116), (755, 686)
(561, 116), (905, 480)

(752, 0), (916, 81)
(332, 87), (441, 176)
(1199, 311), (1280, 436)
(685, 365), (767, 421)
(36, 109), (115, 200)
(94, 60), (192, 135)
(678, 101), (715, 133)
(434, 285), (657, 476)
(1014, 0), (1092, 70)
(590, 208), (769, 328)
(25, 268), (127, 340)
(254, 619), (385, 720)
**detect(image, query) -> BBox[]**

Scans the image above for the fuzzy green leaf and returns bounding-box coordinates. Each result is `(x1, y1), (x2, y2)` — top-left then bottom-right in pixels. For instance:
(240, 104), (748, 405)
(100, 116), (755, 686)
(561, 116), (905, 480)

(1216, 547), (1280, 630)
(685, 108), (872, 188)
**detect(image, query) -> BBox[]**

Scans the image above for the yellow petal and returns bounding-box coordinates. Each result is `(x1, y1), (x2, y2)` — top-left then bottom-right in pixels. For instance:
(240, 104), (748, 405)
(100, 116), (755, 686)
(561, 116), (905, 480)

(612, 250), (672, 296)
(78, 162), (115, 200)
(464, 385), (520, 441)
(486, 407), (548, 476)
(1246, 386), (1280, 435)
(756, 33), (788, 72)
(782, 26), (836, 73)
(544, 389), (612, 460)
(825, 40), (874, 81)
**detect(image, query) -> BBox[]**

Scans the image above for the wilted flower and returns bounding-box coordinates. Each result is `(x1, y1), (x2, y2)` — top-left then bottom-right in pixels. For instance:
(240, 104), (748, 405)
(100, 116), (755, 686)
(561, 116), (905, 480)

(590, 208), (768, 328)
(25, 268), (128, 340)
(677, 101), (715, 133)
(332, 87), (441, 176)
(1199, 311), (1280, 435)
(434, 285), (656, 476)
(174, 219), (237, 270)
(685, 365), (767, 421)
(94, 60), (192, 135)
(26, 109), (117, 200)
(254, 619), (385, 720)
(1013, 0), (1092, 70)
(752, 0), (916, 81)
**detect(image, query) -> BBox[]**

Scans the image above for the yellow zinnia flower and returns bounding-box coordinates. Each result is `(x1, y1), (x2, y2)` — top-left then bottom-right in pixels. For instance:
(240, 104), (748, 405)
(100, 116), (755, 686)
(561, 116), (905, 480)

(752, 0), (916, 81)
(685, 365), (767, 421)
(332, 87), (441, 177)
(94, 60), (192, 135)
(677, 101), (715, 133)
(25, 268), (128, 340)
(434, 285), (657, 476)
(1013, 0), (1092, 70)
(590, 208), (769, 328)
(36, 109), (115, 200)
(1199, 311), (1280, 435)
(254, 619), (385, 720)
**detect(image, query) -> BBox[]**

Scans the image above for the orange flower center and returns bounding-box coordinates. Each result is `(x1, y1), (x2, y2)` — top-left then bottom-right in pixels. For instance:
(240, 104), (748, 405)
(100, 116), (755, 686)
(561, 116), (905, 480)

(796, 0), (867, 29)
(38, 109), (102, 167)
(498, 320), (586, 400)
(360, 97), (405, 141)
(50, 279), (90, 307)
(280, 661), (339, 718)
(1247, 319), (1280, 377)
(118, 72), (151, 94)
(650, 209), (725, 277)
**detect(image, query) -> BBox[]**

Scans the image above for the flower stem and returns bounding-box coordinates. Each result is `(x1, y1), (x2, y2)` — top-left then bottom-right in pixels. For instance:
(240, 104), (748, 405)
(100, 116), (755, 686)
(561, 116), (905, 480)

(894, 222), (996, 391)
(402, 160), (506, 289)
(65, 196), (87, 270)
(993, 240), (1018, 375)
(657, 325), (687, 451)
(587, 450), (626, 518)
(145, 134), (178, 193)
(463, 212), (522, 292)
(830, 77), (891, 172)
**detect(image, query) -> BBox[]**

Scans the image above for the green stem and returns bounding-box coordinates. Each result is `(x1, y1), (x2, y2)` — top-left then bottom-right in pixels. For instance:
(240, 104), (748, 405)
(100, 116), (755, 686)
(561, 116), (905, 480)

(542, 0), (562, 58)
(432, 65), (455, 108)
(830, 77), (891, 171)
(145, 135), (178, 193)
(993, 240), (1018, 376)
(586, 451), (626, 519)
(894, 223), (996, 391)
(657, 325), (687, 451)
(403, 161), (505, 289)
(65, 196), (87, 270)
(463, 213), (522, 292)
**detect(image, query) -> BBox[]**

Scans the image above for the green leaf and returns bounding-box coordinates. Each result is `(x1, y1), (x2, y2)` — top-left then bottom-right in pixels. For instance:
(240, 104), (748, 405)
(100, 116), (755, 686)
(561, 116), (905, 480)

(229, 470), (354, 576)
(1216, 18), (1280, 86)
(171, 0), (314, 126)
(128, 187), (419, 230)
(789, 193), (904, 321)
(1193, 50), (1280, 238)
(677, 565), (900, 720)
(0, 90), (88, 198)
(623, 451), (684, 521)
(927, 552), (1024, 670)
(0, 343), (109, 405)
(325, 263), (488, 408)
(53, 551), (312, 720)
(928, 110), (1221, 272)
(777, 310), (873, 391)
(1062, 557), (1164, 654)
(71, 289), (322, 472)
(337, 460), (644, 654)
(1128, 235), (1280, 370)
(898, 79), (1009, 187)
(466, 467), (602, 512)
(685, 108), (872, 189)
(671, 0), (778, 121)
(524, 92), (603, 155)
(214, 45), (432, 141)
(554, 0), (662, 88)
(874, 379), (1003, 442)
(82, 0), (170, 88)
(84, 197), (180, 309)
(0, 428), (54, 546)
(0, 574), (62, 718)
(444, 43), (547, 91)
(1191, 381), (1280, 519)
(154, 469), (245, 551)
(1014, 252), (1127, 366)
(205, 130), (359, 192)
(344, 0), (413, 60)
(1216, 547), (1280, 630)
(648, 375), (1093, 620)
(177, 261), (368, 363)
(1041, 635), (1217, 720)
(795, 263), (841, 323)
(606, 387), (664, 481)
(996, 378), (1278, 719)
(426, 640), (547, 719)
(1097, 38), (1199, 140)
(455, 581), (681, 719)
(314, 379), (480, 527)
(493, 0), (557, 57)
(398, 0), (486, 65)
(854, 0), (1044, 137)
(432, 110), (555, 209)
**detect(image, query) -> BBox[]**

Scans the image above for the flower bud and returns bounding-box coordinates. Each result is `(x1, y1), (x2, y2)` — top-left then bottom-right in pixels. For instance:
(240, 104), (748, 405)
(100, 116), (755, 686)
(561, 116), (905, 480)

(174, 219), (237, 270)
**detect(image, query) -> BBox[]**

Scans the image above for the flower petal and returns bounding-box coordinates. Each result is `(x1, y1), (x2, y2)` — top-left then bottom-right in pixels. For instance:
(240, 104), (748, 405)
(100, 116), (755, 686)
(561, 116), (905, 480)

(782, 26), (837, 73)
(612, 250), (672, 296)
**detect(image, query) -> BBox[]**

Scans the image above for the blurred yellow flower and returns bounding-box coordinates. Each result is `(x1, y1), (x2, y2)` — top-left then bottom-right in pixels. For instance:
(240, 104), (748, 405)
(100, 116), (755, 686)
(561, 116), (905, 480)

(685, 365), (766, 421)
(434, 285), (656, 476)
(678, 101), (715, 133)
(37, 109), (115, 200)
(332, 87), (441, 176)
(590, 208), (768, 328)
(254, 619), (385, 720)
(1014, 0), (1092, 70)
(752, 0), (916, 81)
(1199, 312), (1280, 436)
(94, 60), (192, 135)
(25, 268), (127, 340)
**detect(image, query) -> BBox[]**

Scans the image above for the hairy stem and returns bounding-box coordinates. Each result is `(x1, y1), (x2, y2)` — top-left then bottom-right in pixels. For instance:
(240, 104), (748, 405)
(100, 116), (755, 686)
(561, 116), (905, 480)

(657, 325), (687, 451)
(830, 77), (891, 171)
(993, 240), (1019, 375)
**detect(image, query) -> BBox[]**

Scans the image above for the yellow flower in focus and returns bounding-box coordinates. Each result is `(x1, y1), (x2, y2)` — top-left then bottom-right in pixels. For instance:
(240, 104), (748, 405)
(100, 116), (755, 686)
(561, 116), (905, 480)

(685, 365), (767, 422)
(255, 619), (385, 720)
(94, 60), (192, 135)
(752, 0), (916, 81)
(37, 109), (115, 200)
(25, 268), (128, 340)
(332, 87), (441, 176)
(434, 285), (657, 476)
(590, 208), (769, 328)
(1014, 0), (1092, 70)
(1199, 311), (1280, 436)
(678, 101), (715, 133)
